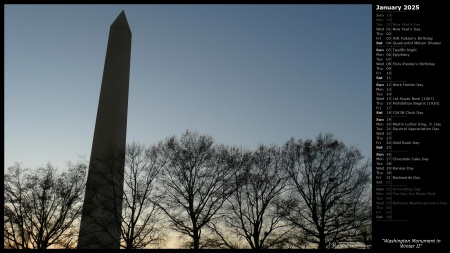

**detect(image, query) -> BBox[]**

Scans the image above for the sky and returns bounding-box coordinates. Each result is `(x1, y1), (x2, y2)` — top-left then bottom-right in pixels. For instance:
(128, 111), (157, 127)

(4, 4), (372, 172)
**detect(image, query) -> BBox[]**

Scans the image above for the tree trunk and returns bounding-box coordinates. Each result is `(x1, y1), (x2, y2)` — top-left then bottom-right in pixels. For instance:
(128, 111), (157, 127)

(193, 230), (200, 249)
(318, 229), (326, 249)
(253, 223), (260, 249)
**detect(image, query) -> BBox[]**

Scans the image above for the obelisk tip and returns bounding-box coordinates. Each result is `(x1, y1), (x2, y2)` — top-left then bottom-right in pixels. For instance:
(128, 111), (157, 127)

(111, 10), (131, 31)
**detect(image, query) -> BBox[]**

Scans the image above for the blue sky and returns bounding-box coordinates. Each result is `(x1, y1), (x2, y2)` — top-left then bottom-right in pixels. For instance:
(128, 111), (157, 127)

(4, 4), (372, 171)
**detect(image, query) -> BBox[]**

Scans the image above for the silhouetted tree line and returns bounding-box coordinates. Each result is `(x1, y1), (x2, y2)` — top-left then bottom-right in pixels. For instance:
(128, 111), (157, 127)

(4, 130), (371, 249)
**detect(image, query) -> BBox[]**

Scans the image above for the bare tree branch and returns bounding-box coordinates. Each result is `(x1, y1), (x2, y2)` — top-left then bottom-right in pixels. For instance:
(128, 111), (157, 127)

(282, 133), (371, 249)
(4, 162), (86, 249)
(120, 142), (168, 249)
(154, 130), (239, 249)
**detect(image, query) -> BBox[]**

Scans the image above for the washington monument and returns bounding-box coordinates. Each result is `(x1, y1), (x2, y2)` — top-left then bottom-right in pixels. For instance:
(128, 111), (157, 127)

(78, 11), (131, 249)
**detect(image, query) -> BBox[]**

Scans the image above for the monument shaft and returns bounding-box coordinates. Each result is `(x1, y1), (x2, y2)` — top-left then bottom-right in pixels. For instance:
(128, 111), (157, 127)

(78, 11), (131, 249)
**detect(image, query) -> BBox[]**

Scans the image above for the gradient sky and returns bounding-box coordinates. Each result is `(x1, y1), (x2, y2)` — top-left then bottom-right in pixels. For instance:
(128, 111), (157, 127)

(4, 4), (372, 171)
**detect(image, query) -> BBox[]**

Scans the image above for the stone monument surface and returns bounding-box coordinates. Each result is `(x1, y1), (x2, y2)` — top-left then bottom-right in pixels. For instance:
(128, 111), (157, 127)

(77, 10), (132, 249)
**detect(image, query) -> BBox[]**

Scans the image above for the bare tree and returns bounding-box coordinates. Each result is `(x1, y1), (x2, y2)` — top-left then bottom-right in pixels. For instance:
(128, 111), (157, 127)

(120, 142), (167, 249)
(154, 130), (239, 249)
(4, 162), (86, 249)
(281, 133), (371, 249)
(210, 144), (293, 249)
